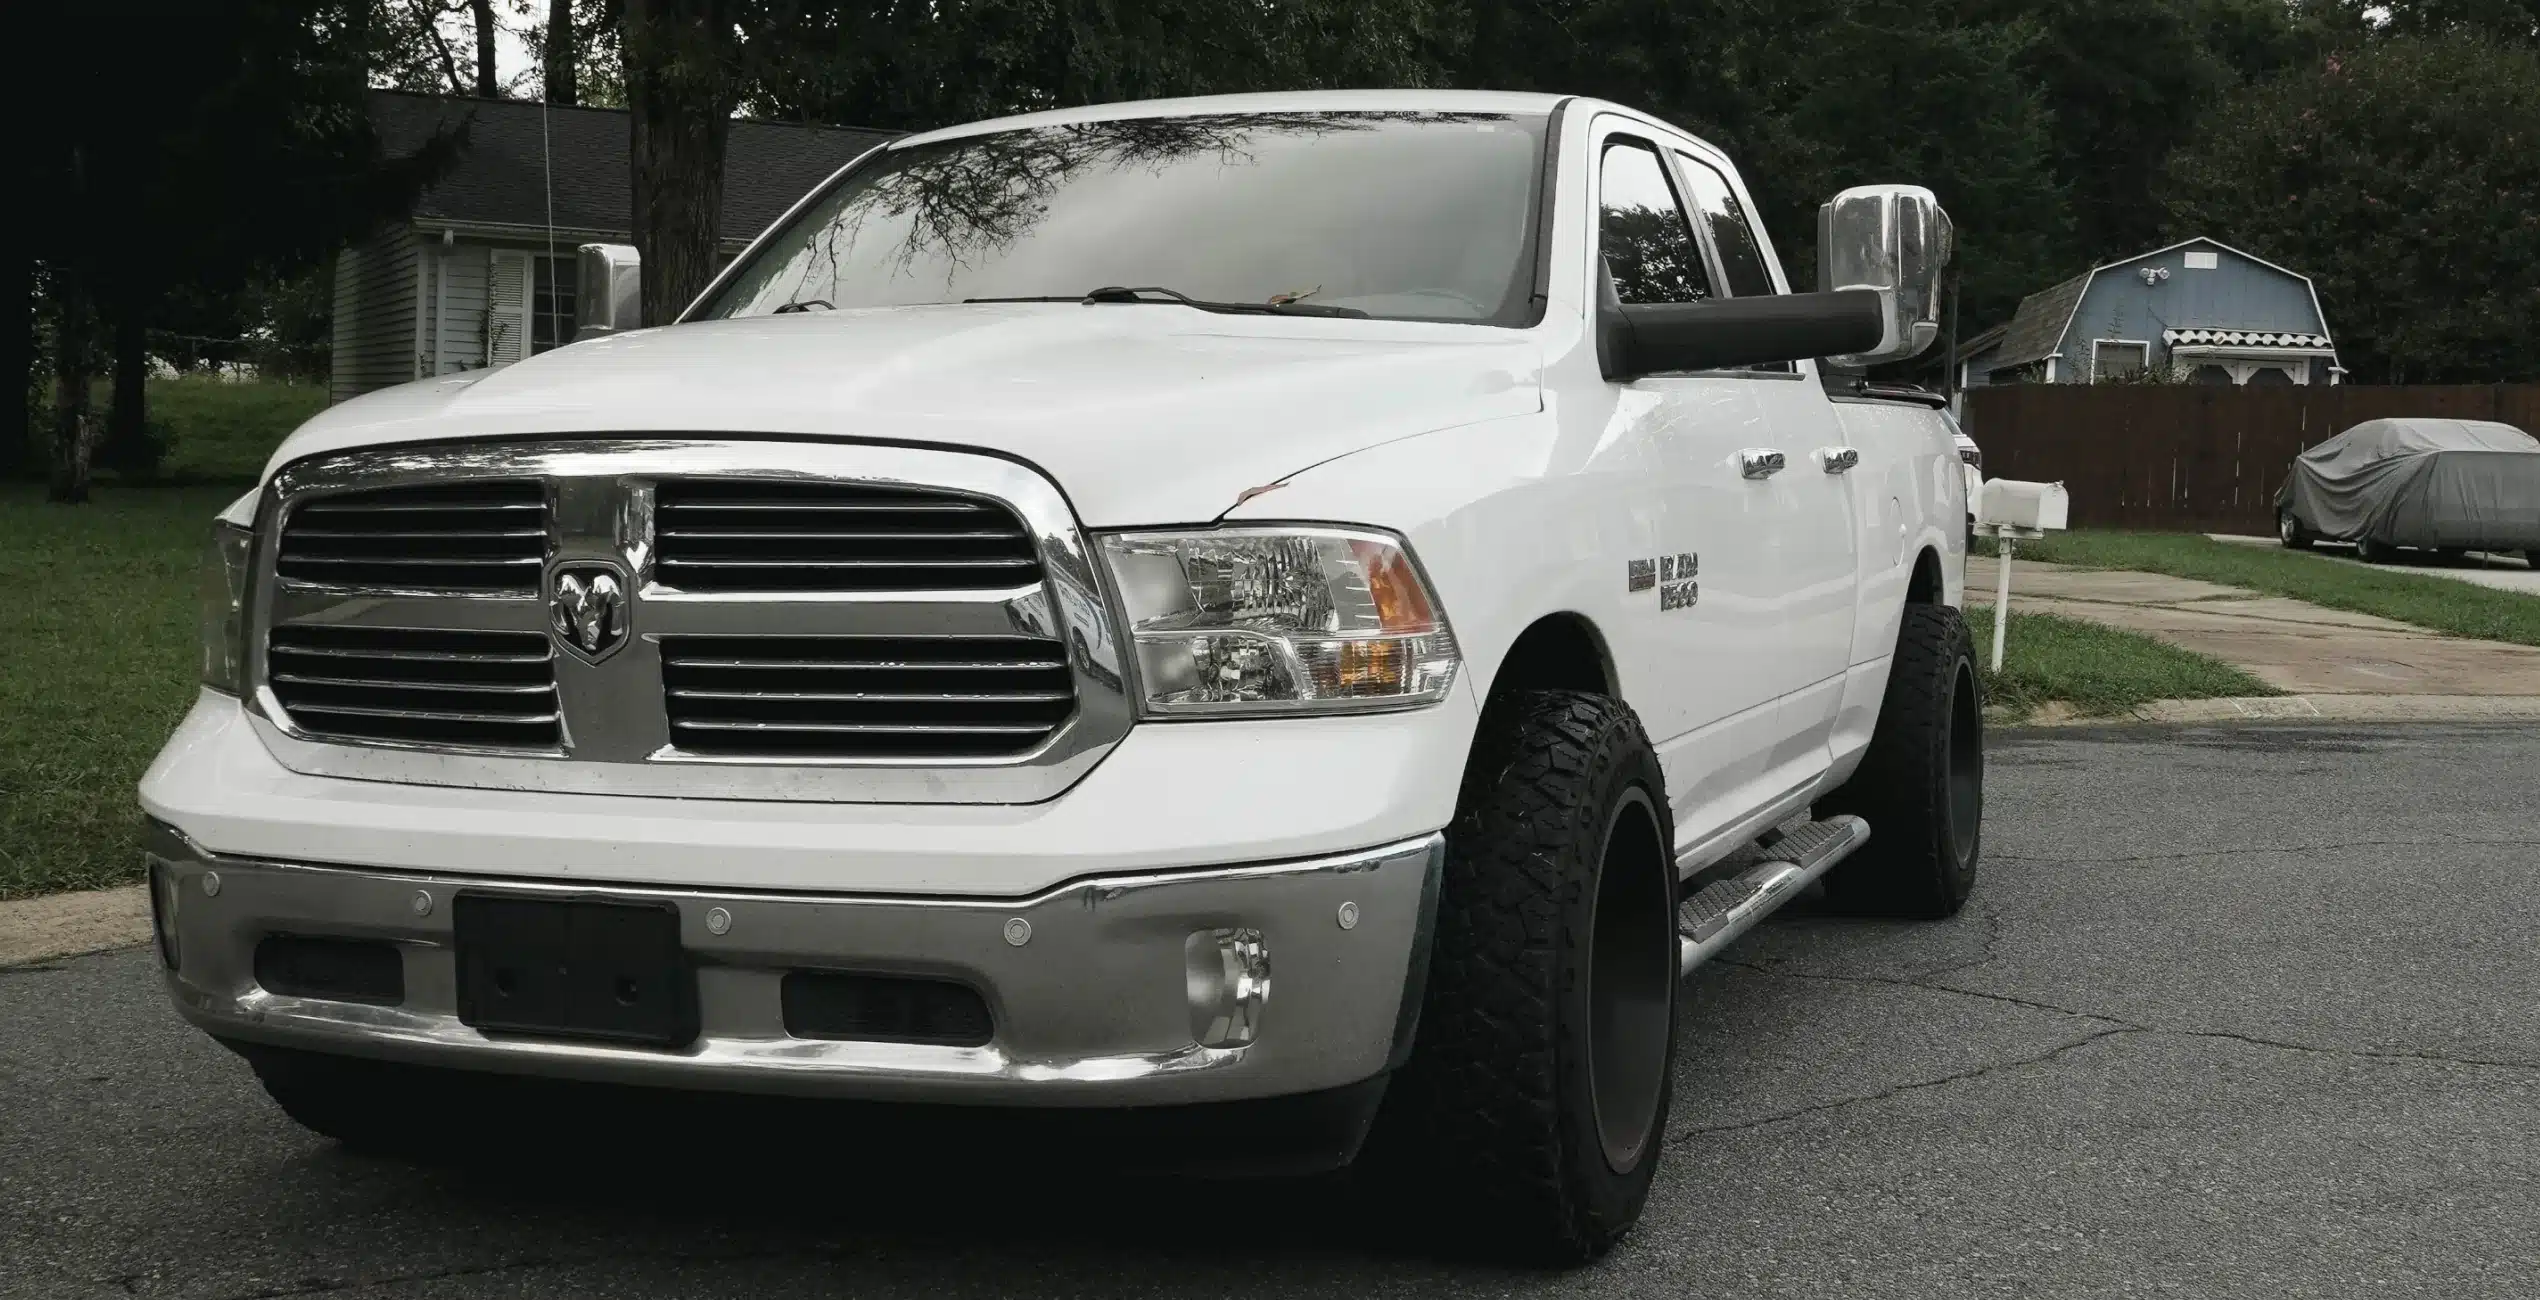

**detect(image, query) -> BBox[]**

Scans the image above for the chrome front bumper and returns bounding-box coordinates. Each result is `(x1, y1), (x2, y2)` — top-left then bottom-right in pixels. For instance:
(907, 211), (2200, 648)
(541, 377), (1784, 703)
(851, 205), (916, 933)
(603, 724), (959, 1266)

(148, 822), (1442, 1106)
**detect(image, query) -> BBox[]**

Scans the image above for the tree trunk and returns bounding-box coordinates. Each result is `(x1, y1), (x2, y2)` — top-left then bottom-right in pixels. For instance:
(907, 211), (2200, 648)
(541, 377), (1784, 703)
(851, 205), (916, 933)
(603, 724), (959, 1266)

(102, 307), (152, 478)
(471, 0), (500, 96)
(545, 0), (577, 106)
(623, 0), (737, 326)
(47, 270), (99, 504)
(4, 254), (29, 477)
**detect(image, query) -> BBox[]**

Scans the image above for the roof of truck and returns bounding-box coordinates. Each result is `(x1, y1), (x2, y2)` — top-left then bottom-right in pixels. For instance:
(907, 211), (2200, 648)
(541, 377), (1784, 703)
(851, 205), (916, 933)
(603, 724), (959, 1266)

(894, 90), (1578, 148)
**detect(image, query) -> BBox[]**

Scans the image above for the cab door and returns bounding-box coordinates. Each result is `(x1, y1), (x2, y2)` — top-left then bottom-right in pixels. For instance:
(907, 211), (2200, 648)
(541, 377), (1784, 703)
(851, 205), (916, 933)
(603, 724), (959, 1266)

(1590, 126), (1822, 848)
(1666, 148), (1859, 757)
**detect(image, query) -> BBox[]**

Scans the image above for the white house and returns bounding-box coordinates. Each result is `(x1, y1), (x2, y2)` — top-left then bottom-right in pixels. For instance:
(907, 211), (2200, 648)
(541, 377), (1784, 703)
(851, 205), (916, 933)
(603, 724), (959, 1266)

(331, 91), (894, 403)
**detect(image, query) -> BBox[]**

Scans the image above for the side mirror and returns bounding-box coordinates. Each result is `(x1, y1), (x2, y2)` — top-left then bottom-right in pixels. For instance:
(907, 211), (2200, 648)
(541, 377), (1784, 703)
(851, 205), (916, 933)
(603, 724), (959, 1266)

(574, 243), (642, 341)
(1602, 290), (1888, 379)
(1815, 185), (1953, 366)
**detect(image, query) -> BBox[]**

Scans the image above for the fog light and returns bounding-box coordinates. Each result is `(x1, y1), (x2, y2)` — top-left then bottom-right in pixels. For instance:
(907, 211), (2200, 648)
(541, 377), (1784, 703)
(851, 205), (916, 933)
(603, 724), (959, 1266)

(1184, 928), (1270, 1048)
(146, 857), (181, 972)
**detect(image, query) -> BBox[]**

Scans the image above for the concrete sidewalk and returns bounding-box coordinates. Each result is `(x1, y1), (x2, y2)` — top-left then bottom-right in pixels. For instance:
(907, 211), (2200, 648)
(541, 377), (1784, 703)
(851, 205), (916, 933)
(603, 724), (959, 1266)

(1968, 556), (2540, 695)
(0, 883), (147, 967)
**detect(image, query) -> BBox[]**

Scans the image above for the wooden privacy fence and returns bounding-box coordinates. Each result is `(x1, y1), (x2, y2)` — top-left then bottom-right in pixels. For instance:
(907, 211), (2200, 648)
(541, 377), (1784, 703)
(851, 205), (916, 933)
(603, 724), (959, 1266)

(1961, 384), (2540, 535)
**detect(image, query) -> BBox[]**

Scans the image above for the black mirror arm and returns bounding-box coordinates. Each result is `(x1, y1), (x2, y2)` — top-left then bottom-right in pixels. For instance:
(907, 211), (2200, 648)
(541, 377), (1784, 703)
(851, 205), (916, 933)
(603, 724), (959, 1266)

(1602, 290), (1887, 380)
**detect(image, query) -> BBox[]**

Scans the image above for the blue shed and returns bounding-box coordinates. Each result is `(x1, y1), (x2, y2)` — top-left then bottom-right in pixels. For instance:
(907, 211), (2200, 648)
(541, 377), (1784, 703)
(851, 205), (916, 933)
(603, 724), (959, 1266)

(1956, 237), (2342, 390)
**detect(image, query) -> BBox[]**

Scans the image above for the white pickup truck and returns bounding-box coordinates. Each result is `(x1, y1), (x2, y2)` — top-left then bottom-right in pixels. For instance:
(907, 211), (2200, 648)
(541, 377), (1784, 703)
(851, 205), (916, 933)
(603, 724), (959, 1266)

(145, 91), (1980, 1261)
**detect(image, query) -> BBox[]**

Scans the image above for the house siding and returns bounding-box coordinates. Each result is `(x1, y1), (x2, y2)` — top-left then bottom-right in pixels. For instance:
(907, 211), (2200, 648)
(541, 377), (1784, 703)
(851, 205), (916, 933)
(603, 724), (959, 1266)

(419, 240), (492, 377)
(329, 229), (421, 404)
(2057, 244), (2328, 380)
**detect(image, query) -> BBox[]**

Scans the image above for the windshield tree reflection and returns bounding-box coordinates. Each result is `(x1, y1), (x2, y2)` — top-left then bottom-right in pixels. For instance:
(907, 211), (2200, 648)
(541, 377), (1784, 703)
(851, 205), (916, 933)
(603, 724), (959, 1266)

(696, 112), (1549, 326)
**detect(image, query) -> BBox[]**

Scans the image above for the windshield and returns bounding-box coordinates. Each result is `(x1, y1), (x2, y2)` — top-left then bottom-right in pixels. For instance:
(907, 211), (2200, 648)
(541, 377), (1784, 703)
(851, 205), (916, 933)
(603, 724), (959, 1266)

(694, 111), (1550, 327)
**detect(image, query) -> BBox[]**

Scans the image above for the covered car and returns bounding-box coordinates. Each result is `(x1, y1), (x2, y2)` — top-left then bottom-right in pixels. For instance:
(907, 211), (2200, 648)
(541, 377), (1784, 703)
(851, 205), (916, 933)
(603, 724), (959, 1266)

(2275, 417), (2540, 567)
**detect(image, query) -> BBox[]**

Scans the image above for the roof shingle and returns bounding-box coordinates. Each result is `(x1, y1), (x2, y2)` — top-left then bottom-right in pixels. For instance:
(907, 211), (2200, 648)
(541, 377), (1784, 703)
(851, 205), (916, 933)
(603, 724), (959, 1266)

(369, 90), (897, 245)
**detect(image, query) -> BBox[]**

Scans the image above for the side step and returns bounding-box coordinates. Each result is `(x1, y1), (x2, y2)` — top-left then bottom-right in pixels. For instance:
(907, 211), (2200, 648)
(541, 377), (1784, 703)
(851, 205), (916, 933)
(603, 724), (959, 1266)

(1677, 814), (1870, 976)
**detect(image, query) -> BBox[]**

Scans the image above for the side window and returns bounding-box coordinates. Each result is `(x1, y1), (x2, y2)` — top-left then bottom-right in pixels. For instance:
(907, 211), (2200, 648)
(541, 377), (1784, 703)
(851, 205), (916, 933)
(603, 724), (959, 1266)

(1598, 140), (1712, 305)
(1674, 154), (1775, 298)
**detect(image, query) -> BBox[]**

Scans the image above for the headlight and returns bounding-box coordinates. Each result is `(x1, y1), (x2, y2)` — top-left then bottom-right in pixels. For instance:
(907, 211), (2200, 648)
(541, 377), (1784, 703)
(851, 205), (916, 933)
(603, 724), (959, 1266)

(1098, 527), (1460, 716)
(199, 511), (255, 693)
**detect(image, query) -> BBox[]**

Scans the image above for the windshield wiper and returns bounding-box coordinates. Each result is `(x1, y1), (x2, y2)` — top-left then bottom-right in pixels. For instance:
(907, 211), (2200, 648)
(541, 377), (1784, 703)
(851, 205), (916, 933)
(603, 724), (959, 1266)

(964, 286), (1368, 318)
(770, 298), (833, 314)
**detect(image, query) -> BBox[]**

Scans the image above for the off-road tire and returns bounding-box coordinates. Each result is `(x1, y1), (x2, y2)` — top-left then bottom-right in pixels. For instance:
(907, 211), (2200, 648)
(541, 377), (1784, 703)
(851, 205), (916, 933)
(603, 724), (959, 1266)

(1816, 604), (1983, 918)
(2277, 510), (2314, 550)
(1366, 690), (1678, 1265)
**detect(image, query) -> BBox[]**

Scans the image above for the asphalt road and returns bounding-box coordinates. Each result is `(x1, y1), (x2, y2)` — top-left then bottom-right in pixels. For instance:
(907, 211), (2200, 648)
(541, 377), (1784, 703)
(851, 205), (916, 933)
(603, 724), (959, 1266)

(5, 723), (2536, 1299)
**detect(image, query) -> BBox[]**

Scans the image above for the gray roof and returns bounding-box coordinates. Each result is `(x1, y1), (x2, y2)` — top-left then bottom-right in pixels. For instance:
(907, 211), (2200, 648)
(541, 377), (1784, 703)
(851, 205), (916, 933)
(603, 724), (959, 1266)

(370, 90), (897, 245)
(1987, 271), (2091, 371)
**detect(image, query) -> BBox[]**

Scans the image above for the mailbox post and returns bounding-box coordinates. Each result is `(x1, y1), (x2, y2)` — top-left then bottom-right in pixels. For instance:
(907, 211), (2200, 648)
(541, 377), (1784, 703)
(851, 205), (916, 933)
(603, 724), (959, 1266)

(1973, 479), (2071, 673)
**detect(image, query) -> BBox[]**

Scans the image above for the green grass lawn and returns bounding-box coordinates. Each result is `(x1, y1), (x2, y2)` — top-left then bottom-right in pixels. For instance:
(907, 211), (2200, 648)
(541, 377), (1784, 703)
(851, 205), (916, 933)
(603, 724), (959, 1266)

(1967, 604), (2279, 721)
(1, 484), (237, 898)
(1978, 531), (2540, 648)
(145, 377), (326, 482)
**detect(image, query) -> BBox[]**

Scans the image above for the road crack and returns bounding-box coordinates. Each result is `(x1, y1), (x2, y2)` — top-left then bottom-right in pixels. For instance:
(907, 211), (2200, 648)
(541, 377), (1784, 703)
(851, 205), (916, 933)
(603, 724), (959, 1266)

(1988, 836), (2538, 866)
(1707, 957), (2540, 1111)
(1670, 1027), (2142, 1139)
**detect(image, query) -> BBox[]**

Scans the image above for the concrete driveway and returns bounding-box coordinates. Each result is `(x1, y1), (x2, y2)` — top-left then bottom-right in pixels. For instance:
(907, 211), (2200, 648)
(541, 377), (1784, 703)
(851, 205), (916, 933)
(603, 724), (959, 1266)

(5, 723), (2536, 1298)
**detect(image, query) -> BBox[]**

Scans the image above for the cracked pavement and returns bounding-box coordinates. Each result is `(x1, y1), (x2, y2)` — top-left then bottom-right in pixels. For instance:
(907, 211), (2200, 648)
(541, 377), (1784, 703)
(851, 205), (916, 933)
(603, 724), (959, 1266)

(5, 723), (2536, 1298)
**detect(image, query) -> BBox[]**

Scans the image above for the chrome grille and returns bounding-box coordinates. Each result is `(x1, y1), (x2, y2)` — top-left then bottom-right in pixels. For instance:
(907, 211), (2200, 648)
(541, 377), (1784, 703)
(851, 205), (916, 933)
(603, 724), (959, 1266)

(654, 480), (1041, 592)
(277, 481), (546, 592)
(267, 625), (560, 749)
(252, 440), (1132, 804)
(662, 637), (1073, 758)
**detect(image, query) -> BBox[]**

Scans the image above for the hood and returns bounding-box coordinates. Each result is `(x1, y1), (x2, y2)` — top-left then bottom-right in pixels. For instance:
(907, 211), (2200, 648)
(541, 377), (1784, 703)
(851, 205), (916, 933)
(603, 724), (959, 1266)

(274, 304), (1544, 525)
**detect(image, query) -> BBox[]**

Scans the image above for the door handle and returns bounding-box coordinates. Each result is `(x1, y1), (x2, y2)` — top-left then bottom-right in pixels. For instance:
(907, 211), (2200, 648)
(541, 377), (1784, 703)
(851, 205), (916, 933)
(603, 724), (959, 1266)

(1818, 447), (1861, 474)
(1740, 448), (1786, 480)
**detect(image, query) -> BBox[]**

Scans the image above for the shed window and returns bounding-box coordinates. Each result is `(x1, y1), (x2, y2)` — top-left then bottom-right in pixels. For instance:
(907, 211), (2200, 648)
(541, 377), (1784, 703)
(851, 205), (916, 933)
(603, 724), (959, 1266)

(2092, 340), (2149, 381)
(2183, 250), (2218, 270)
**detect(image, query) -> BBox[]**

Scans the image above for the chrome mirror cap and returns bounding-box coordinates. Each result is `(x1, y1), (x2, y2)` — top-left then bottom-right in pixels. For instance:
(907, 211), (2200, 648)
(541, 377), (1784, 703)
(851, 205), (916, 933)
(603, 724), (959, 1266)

(1815, 185), (1953, 366)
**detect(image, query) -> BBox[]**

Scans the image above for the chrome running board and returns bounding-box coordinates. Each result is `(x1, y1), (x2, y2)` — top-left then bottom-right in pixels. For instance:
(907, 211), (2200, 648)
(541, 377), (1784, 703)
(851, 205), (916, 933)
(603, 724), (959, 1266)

(1677, 815), (1870, 976)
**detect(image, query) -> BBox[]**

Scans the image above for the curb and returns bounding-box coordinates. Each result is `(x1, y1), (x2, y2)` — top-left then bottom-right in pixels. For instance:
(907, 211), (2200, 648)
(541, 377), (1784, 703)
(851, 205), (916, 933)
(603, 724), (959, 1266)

(2007, 694), (2540, 728)
(0, 884), (151, 968)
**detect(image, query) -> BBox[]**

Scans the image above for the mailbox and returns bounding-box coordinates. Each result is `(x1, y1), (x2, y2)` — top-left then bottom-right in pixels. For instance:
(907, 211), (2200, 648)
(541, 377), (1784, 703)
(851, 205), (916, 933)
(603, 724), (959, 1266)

(1977, 479), (2069, 533)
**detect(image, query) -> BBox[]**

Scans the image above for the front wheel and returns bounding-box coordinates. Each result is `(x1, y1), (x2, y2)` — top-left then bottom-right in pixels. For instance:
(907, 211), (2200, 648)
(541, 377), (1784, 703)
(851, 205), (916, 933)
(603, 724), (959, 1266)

(1816, 604), (1982, 918)
(1366, 690), (1679, 1265)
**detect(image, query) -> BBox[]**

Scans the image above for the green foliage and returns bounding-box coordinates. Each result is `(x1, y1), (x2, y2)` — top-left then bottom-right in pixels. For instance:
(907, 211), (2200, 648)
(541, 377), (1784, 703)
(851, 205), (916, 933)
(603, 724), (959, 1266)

(1966, 604), (2279, 718)
(2162, 32), (2540, 382)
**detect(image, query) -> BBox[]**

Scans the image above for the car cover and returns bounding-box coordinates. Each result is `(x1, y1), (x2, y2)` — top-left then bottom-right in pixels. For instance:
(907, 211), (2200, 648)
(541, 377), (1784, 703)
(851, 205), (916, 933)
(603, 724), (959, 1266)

(2275, 418), (2540, 549)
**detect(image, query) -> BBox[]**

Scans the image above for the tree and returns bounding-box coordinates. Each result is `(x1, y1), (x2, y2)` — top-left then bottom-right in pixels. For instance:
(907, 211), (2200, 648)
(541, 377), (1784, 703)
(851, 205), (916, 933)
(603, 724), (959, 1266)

(544, 0), (578, 104)
(32, 1), (450, 500)
(621, 0), (751, 325)
(2163, 32), (2540, 381)
(470, 0), (501, 95)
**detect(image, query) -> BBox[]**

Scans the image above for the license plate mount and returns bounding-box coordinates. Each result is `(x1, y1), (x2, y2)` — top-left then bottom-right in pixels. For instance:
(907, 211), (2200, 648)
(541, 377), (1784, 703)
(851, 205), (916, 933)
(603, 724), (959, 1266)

(453, 894), (698, 1048)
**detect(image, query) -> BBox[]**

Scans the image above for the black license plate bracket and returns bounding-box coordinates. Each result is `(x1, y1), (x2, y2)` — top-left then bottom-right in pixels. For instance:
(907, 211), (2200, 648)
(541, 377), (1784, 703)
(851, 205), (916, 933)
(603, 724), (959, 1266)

(453, 893), (698, 1048)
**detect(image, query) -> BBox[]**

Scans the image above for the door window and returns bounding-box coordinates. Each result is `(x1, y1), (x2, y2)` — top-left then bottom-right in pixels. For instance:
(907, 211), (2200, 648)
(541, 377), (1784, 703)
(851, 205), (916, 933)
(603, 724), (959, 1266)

(1674, 155), (1776, 297)
(1599, 141), (1713, 304)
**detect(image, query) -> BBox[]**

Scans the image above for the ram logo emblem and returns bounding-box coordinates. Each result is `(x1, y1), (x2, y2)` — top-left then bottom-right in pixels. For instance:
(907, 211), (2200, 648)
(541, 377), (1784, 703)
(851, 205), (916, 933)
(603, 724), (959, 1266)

(549, 563), (629, 662)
